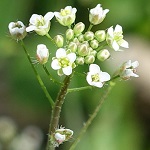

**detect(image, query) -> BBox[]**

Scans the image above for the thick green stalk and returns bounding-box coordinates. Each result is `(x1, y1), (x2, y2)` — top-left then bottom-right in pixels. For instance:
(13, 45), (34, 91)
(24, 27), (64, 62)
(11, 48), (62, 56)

(69, 82), (115, 150)
(20, 40), (54, 107)
(47, 75), (72, 150)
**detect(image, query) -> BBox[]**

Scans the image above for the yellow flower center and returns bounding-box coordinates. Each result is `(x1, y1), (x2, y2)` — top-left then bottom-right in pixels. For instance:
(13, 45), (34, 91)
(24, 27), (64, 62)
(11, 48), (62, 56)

(59, 57), (70, 68)
(91, 73), (100, 82)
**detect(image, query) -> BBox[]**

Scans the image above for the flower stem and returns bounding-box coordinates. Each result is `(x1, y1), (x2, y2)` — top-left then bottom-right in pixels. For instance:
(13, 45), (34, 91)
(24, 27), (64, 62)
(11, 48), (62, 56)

(67, 86), (92, 93)
(42, 65), (62, 85)
(69, 82), (115, 150)
(47, 74), (73, 150)
(87, 24), (93, 31)
(20, 40), (54, 107)
(46, 33), (57, 46)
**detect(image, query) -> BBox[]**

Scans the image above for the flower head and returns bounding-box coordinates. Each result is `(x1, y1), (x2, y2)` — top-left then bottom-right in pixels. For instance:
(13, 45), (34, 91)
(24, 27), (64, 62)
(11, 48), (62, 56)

(8, 21), (27, 40)
(89, 4), (109, 25)
(36, 44), (49, 64)
(51, 48), (76, 76)
(106, 24), (129, 51)
(119, 60), (139, 80)
(54, 6), (77, 26)
(26, 12), (54, 36)
(86, 64), (110, 88)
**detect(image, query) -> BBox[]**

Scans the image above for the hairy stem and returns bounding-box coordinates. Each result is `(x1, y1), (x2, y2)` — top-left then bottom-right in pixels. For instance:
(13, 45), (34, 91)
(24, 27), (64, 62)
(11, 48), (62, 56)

(69, 82), (115, 150)
(47, 75), (72, 150)
(20, 40), (54, 107)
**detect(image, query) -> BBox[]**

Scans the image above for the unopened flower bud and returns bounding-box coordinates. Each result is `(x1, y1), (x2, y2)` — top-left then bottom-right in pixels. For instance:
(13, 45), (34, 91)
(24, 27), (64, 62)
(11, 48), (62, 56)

(36, 44), (49, 64)
(97, 49), (110, 61)
(73, 22), (85, 35)
(76, 56), (84, 65)
(54, 35), (64, 48)
(78, 44), (89, 56)
(95, 30), (106, 42)
(68, 42), (77, 52)
(85, 55), (95, 64)
(78, 34), (84, 42)
(90, 39), (99, 49)
(84, 31), (94, 41)
(66, 29), (74, 40)
(73, 38), (80, 44)
(8, 21), (27, 40)
(90, 49), (97, 56)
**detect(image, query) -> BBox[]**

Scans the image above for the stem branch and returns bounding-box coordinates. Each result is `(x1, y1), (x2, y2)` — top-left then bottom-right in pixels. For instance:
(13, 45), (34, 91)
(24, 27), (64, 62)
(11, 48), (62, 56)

(20, 40), (54, 107)
(69, 82), (115, 150)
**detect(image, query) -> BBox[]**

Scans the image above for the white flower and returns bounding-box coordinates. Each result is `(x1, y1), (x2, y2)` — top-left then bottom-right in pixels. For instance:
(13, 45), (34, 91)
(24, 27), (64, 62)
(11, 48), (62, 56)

(54, 6), (77, 26)
(51, 48), (76, 76)
(8, 21), (27, 40)
(119, 60), (139, 80)
(26, 12), (54, 36)
(106, 24), (129, 51)
(36, 44), (49, 64)
(89, 4), (109, 25)
(86, 64), (110, 88)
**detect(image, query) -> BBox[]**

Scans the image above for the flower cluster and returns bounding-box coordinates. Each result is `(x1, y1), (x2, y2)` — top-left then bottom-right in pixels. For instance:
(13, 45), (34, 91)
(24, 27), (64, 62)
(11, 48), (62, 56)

(8, 4), (139, 88)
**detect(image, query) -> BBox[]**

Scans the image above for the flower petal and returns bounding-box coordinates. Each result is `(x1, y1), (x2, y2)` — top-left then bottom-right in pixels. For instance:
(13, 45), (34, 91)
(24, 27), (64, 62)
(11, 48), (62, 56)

(44, 12), (54, 22)
(62, 66), (72, 75)
(120, 39), (129, 48)
(51, 59), (61, 70)
(115, 24), (122, 33)
(89, 64), (101, 74)
(132, 61), (139, 68)
(26, 25), (36, 32)
(100, 72), (110, 82)
(67, 53), (76, 63)
(112, 41), (119, 51)
(56, 48), (66, 58)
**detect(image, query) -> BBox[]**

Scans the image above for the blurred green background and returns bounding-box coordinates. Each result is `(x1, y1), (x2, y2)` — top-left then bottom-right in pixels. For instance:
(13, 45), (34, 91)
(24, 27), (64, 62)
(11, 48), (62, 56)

(0, 0), (150, 150)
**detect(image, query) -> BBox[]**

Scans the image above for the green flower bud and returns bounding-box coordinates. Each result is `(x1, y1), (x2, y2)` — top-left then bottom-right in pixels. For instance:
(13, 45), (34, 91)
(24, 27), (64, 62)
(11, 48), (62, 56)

(97, 49), (110, 61)
(78, 34), (84, 42)
(68, 42), (77, 52)
(78, 44), (89, 56)
(95, 30), (106, 42)
(90, 39), (99, 49)
(73, 22), (85, 35)
(76, 56), (84, 65)
(73, 38), (80, 44)
(54, 35), (64, 48)
(84, 31), (94, 41)
(90, 49), (97, 56)
(85, 55), (95, 64)
(66, 29), (74, 40)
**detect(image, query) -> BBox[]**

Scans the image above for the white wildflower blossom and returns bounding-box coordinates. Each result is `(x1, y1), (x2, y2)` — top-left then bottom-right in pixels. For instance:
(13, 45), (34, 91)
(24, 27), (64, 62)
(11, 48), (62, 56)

(89, 4), (109, 25)
(86, 64), (110, 88)
(54, 6), (77, 26)
(26, 12), (54, 36)
(119, 60), (139, 80)
(106, 24), (129, 51)
(36, 44), (49, 64)
(8, 21), (27, 40)
(51, 48), (76, 76)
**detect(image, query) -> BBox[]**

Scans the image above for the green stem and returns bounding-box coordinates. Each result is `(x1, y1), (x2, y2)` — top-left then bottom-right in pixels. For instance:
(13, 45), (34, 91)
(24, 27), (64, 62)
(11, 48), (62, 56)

(47, 74), (73, 150)
(67, 86), (92, 93)
(46, 33), (57, 46)
(69, 82), (115, 150)
(43, 65), (62, 85)
(87, 24), (93, 31)
(20, 40), (54, 107)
